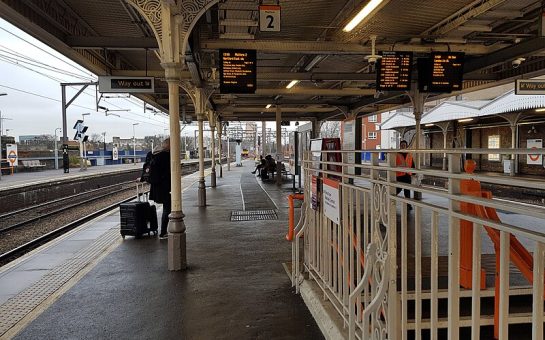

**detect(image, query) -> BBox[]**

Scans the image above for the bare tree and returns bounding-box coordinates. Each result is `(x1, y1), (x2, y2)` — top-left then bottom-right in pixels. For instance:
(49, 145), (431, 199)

(320, 121), (341, 138)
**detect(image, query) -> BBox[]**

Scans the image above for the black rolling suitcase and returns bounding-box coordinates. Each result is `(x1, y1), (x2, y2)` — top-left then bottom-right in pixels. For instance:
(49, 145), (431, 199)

(120, 184), (157, 239)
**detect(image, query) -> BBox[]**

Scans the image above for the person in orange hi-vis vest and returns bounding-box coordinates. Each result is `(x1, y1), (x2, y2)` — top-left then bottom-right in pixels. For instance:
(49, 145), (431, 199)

(396, 140), (414, 209)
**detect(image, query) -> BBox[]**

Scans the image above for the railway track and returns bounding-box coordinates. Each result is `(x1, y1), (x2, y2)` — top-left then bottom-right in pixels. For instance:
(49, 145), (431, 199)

(0, 162), (216, 266)
(0, 182), (142, 235)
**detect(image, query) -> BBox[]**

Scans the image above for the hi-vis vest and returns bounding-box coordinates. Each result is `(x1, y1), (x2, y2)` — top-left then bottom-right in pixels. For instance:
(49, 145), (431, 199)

(396, 153), (413, 177)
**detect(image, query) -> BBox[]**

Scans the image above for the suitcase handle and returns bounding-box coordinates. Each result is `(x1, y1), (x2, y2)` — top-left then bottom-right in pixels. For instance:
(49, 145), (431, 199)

(136, 183), (148, 202)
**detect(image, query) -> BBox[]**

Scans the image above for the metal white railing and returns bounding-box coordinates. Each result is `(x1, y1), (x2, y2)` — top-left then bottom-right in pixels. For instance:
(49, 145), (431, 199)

(292, 147), (545, 340)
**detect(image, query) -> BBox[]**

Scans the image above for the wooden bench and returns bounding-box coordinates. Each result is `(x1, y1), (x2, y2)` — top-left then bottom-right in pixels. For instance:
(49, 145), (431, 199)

(21, 160), (46, 171)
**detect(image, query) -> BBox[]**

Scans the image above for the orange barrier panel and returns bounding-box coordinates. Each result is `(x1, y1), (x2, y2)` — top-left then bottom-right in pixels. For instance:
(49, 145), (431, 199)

(459, 160), (540, 338)
(285, 194), (304, 241)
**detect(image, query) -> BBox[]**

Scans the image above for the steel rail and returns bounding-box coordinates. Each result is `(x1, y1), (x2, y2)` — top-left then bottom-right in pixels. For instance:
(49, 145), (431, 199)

(0, 195), (138, 264)
(0, 181), (134, 220)
(0, 185), (139, 235)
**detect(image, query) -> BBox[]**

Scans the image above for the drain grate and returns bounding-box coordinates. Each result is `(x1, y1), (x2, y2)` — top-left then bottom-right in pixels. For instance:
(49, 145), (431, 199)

(230, 209), (278, 221)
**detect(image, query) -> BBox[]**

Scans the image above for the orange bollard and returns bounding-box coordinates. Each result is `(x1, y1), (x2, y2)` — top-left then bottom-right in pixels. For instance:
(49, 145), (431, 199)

(286, 193), (304, 241)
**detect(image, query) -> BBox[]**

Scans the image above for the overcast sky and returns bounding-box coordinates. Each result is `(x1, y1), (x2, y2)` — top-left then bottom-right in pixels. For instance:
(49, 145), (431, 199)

(0, 17), (199, 142)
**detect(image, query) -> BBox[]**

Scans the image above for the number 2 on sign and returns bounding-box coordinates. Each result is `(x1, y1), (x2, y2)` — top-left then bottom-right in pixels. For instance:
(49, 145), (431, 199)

(266, 15), (274, 29)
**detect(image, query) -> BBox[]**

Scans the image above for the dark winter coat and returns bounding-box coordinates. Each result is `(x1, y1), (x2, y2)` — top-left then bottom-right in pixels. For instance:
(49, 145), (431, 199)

(149, 150), (171, 204)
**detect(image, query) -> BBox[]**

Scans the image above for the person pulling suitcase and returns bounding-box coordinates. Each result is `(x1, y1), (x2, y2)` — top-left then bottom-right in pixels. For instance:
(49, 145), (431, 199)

(147, 138), (171, 239)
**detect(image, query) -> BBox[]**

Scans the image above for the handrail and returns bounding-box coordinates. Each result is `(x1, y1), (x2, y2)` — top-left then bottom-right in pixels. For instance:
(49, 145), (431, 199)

(349, 243), (376, 340)
(294, 201), (310, 294)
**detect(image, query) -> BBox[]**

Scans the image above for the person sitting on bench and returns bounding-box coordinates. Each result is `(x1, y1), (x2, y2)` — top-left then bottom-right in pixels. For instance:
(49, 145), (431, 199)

(251, 155), (266, 175)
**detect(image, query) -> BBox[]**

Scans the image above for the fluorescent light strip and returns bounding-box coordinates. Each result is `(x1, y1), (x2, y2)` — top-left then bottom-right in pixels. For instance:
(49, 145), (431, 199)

(343, 0), (384, 32)
(458, 118), (474, 123)
(536, 108), (545, 112)
(425, 124), (434, 127)
(286, 80), (299, 89)
(265, 104), (272, 109)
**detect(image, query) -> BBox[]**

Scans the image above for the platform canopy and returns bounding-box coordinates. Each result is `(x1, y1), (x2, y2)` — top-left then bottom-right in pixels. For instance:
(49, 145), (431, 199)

(381, 89), (545, 129)
(2, 0), (545, 122)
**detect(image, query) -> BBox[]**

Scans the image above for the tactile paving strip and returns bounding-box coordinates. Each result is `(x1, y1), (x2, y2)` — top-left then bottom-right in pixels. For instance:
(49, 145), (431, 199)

(0, 228), (120, 337)
(230, 209), (278, 221)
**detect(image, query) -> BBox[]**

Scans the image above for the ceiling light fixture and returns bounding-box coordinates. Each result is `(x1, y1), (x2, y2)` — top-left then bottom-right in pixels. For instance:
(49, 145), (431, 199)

(343, 0), (385, 32)
(265, 104), (272, 109)
(425, 124), (434, 127)
(535, 108), (545, 112)
(458, 118), (474, 123)
(286, 80), (299, 89)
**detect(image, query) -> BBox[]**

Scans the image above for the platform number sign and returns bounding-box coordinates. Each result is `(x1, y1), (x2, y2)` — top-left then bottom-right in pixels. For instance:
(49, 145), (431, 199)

(259, 5), (280, 32)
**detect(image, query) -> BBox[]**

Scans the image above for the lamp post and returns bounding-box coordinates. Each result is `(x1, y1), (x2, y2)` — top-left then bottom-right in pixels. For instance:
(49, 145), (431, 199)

(132, 123), (139, 165)
(0, 93), (8, 181)
(54, 128), (61, 170)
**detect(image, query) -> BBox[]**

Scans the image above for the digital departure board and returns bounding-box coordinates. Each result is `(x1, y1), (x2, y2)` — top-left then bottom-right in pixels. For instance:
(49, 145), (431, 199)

(376, 51), (413, 91)
(219, 49), (257, 94)
(418, 52), (465, 93)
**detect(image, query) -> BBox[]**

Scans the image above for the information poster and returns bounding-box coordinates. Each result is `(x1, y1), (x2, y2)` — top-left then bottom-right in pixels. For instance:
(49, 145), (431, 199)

(6, 144), (18, 167)
(323, 178), (340, 224)
(527, 139), (543, 165)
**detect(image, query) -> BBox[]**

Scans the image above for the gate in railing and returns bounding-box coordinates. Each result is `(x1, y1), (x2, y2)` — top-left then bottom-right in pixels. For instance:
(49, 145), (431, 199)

(292, 148), (545, 340)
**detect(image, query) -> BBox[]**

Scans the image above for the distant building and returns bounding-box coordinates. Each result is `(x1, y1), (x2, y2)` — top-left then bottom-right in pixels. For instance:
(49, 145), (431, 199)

(19, 135), (55, 144)
(112, 137), (147, 150)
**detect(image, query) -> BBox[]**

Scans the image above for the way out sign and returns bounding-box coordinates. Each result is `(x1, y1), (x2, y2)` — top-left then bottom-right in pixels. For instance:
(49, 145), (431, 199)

(259, 5), (281, 32)
(323, 178), (340, 225)
(527, 139), (543, 165)
(6, 144), (17, 166)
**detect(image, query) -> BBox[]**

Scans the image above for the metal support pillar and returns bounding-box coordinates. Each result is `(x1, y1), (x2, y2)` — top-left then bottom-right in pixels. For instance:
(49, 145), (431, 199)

(163, 65), (186, 271)
(500, 113), (522, 177)
(226, 124), (231, 171)
(198, 119), (206, 207)
(276, 105), (282, 186)
(218, 122), (223, 178)
(262, 120), (267, 155)
(510, 124), (517, 177)
(435, 121), (451, 171)
(311, 118), (320, 139)
(411, 89), (425, 200)
(210, 120), (216, 188)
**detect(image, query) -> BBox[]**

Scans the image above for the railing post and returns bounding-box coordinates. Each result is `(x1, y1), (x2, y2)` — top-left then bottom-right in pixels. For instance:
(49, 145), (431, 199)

(448, 153), (461, 340)
(386, 152), (399, 340)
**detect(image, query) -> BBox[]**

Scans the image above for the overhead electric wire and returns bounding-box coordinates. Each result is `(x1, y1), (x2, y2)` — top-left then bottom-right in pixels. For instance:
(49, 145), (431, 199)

(0, 49), (95, 81)
(0, 84), (96, 111)
(0, 56), (168, 126)
(0, 26), (95, 78)
(0, 27), (170, 127)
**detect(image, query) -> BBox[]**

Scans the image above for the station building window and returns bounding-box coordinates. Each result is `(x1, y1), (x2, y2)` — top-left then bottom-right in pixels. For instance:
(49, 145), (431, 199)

(368, 115), (378, 123)
(488, 135), (500, 161)
(368, 132), (377, 140)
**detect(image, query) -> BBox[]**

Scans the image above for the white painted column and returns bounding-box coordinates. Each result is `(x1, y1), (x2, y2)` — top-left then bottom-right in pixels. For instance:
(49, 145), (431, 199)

(163, 64), (186, 271)
(218, 121), (223, 178)
(262, 120), (266, 156)
(276, 105), (282, 186)
(198, 117), (206, 207)
(210, 118), (216, 188)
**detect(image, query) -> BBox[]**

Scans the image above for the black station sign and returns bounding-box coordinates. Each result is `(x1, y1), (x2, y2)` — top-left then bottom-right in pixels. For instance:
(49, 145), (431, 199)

(418, 52), (465, 93)
(98, 76), (154, 93)
(219, 49), (257, 94)
(515, 79), (545, 95)
(376, 51), (413, 91)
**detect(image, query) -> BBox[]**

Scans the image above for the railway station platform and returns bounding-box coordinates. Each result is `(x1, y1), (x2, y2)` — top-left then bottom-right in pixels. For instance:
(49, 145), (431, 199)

(0, 161), (322, 339)
(0, 159), (212, 191)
